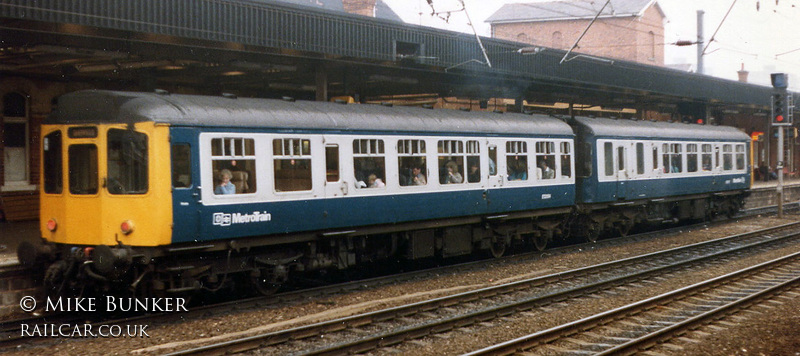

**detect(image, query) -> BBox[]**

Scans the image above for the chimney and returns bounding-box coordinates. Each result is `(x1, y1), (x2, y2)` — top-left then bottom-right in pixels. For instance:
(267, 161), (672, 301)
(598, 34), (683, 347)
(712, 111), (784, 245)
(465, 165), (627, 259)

(342, 0), (376, 17)
(737, 63), (749, 83)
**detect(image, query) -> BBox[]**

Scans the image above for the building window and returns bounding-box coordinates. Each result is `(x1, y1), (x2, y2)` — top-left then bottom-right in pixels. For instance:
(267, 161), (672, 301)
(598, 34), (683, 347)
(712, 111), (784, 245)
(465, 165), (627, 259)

(2, 92), (30, 188)
(552, 31), (563, 49)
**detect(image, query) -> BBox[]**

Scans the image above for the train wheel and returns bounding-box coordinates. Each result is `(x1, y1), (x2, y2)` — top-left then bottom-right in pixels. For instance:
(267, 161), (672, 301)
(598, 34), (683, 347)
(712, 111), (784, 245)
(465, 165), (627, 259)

(616, 220), (634, 237)
(585, 228), (600, 243)
(250, 266), (286, 296)
(533, 235), (548, 251)
(489, 240), (507, 258)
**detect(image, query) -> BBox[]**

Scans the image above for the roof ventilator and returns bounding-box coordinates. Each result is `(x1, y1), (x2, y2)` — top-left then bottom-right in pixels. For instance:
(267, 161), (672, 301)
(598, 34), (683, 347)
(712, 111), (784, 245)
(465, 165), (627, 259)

(154, 89), (170, 95)
(282, 96), (295, 102)
(222, 93), (237, 99)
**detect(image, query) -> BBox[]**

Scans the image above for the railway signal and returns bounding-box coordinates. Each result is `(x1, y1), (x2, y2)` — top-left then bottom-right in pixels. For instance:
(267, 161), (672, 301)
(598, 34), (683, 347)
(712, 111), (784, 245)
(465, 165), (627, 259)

(771, 93), (791, 126)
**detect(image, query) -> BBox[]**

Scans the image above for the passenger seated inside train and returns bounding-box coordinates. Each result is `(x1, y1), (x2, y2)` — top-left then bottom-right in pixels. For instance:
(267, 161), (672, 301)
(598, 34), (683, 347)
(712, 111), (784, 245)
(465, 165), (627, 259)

(443, 161), (463, 184)
(467, 161), (480, 183)
(537, 159), (554, 179)
(367, 174), (385, 188)
(215, 169), (236, 195)
(507, 156), (528, 180)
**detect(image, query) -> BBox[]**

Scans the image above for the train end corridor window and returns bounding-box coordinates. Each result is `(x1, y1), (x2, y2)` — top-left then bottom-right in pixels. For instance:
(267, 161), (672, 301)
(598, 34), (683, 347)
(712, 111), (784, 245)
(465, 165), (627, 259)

(212, 137), (257, 194)
(171, 144), (192, 188)
(354, 139), (386, 189)
(43, 131), (63, 194)
(69, 144), (98, 195)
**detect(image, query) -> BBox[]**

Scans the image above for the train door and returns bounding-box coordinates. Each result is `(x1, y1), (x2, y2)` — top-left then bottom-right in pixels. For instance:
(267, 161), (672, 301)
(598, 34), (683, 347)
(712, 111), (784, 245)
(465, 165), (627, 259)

(486, 142), (502, 188)
(323, 136), (349, 197)
(614, 143), (629, 199)
(170, 128), (201, 241)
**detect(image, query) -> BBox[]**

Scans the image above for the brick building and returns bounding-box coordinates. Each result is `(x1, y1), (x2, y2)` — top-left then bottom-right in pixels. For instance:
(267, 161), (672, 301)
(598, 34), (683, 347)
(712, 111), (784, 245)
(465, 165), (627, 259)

(486, 0), (666, 66)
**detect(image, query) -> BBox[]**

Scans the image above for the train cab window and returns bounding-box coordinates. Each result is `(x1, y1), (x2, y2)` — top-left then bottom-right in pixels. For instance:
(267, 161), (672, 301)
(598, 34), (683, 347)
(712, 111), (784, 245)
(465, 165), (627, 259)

(68, 144), (98, 195)
(326, 145), (340, 182)
(506, 141), (528, 181)
(604, 142), (613, 177)
(107, 129), (148, 195)
(466, 141), (481, 183)
(687, 144), (698, 173)
(171, 144), (192, 188)
(354, 139), (385, 188)
(701, 144), (713, 171)
(735, 144), (745, 170)
(535, 141), (555, 180)
(211, 137), (257, 194)
(398, 139), (427, 186)
(43, 131), (63, 194)
(438, 140), (465, 184)
(560, 142), (572, 179)
(273, 138), (310, 192)
(635, 143), (644, 175)
(722, 144), (733, 171)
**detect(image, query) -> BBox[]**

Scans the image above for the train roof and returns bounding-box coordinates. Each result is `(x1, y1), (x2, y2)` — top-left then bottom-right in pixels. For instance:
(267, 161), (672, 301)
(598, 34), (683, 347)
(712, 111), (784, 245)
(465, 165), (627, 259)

(571, 116), (750, 141)
(49, 90), (574, 137)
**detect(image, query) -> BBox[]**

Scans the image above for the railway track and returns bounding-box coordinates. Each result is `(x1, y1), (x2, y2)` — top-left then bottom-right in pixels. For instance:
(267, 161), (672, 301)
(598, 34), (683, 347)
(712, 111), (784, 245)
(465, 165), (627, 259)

(465, 251), (800, 356)
(163, 221), (800, 355)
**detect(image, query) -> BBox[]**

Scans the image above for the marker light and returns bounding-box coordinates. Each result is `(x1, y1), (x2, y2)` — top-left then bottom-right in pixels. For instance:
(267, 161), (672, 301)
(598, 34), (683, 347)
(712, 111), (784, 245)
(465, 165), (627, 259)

(120, 220), (135, 235)
(46, 218), (58, 232)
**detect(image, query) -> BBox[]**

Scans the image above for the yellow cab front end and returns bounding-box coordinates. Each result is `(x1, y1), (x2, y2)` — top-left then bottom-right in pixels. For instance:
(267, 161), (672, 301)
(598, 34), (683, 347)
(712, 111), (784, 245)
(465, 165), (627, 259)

(27, 121), (173, 282)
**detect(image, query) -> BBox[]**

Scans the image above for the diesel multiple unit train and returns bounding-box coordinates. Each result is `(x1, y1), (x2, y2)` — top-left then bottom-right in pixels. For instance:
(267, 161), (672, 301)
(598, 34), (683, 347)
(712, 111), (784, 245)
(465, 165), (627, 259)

(18, 90), (751, 296)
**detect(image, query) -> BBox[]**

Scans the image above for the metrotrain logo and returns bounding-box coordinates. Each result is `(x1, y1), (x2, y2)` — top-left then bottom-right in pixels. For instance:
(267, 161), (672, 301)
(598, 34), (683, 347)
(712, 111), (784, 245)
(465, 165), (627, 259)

(213, 211), (272, 226)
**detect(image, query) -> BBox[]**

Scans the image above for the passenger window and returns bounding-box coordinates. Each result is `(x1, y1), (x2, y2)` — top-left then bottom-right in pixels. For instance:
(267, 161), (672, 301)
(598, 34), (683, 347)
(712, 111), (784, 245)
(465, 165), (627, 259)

(211, 137), (257, 194)
(604, 142), (613, 177)
(438, 140), (465, 184)
(535, 141), (555, 180)
(43, 131), (63, 194)
(108, 129), (148, 194)
(560, 142), (572, 179)
(702, 144), (713, 171)
(670, 143), (682, 173)
(687, 144), (698, 173)
(507, 141), (528, 181)
(735, 144), (745, 170)
(398, 139), (427, 186)
(69, 144), (98, 195)
(636, 143), (644, 175)
(354, 139), (386, 189)
(466, 141), (481, 183)
(723, 144), (733, 171)
(326, 145), (339, 182)
(171, 144), (192, 188)
(273, 138), (310, 192)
